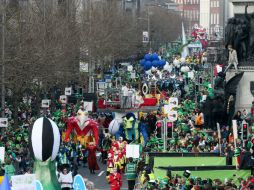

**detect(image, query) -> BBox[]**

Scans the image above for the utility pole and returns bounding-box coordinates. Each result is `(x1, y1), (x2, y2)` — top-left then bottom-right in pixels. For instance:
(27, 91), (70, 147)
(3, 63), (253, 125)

(147, 6), (151, 50)
(1, 0), (6, 117)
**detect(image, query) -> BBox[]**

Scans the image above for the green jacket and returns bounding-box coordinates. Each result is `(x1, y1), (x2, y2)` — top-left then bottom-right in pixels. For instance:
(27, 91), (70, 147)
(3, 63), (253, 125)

(125, 163), (137, 180)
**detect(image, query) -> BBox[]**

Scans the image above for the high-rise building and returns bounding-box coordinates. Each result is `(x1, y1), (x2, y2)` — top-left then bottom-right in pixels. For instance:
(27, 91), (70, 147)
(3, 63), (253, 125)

(173, 0), (225, 38)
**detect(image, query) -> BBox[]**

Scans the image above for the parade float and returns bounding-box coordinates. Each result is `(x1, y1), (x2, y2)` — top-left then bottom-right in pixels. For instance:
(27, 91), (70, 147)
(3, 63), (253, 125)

(64, 109), (99, 146)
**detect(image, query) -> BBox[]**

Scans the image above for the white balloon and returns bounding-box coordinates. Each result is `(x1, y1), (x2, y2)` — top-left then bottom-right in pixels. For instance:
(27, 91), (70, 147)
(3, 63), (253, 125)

(180, 66), (190, 73)
(180, 57), (186, 64)
(151, 66), (157, 72)
(173, 59), (180, 67)
(163, 62), (170, 70)
(108, 119), (120, 135)
(145, 69), (152, 75)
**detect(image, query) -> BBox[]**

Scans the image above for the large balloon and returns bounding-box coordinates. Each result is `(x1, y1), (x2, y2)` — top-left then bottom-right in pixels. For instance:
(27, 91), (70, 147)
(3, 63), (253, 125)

(152, 53), (159, 61)
(159, 60), (166, 67)
(31, 117), (60, 162)
(144, 61), (152, 70)
(152, 60), (159, 67)
(144, 54), (152, 61)
(140, 59), (146, 66)
(108, 119), (120, 135)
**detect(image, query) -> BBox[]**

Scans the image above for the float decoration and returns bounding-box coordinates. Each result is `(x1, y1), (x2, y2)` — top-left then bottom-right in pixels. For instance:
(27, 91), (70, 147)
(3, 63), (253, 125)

(64, 109), (99, 145)
(31, 117), (61, 190)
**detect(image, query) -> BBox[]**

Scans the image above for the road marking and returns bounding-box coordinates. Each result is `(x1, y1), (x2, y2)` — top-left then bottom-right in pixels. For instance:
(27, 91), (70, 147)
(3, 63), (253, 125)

(98, 171), (105, 176)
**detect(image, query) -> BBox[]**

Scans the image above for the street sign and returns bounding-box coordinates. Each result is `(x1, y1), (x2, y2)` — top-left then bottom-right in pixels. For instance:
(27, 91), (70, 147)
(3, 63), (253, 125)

(65, 87), (72, 96)
(169, 97), (178, 108)
(0, 118), (8, 127)
(143, 31), (149, 43)
(41, 99), (50, 108)
(168, 111), (178, 122)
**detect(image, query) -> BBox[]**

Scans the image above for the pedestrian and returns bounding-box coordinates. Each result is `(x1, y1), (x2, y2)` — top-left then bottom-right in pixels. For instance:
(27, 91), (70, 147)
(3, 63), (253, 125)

(109, 167), (122, 190)
(125, 157), (137, 190)
(224, 45), (238, 73)
(58, 167), (73, 190)
(121, 83), (129, 109)
(85, 142), (100, 174)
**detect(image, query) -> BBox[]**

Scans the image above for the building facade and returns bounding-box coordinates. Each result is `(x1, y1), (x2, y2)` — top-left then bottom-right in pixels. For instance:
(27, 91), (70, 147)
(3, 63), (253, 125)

(173, 0), (225, 38)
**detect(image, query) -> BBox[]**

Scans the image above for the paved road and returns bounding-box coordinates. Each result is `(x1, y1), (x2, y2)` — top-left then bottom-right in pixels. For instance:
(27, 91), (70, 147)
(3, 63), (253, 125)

(78, 160), (128, 190)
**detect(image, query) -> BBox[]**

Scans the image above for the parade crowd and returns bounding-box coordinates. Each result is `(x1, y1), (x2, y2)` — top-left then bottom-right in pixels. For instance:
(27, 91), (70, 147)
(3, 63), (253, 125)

(1, 52), (254, 190)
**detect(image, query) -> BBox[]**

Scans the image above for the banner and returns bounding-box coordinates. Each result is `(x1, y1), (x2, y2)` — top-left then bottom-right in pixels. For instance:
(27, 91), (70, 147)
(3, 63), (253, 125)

(0, 147), (5, 163)
(217, 123), (221, 139)
(126, 144), (140, 158)
(0, 118), (8, 127)
(41, 100), (50, 108)
(11, 174), (36, 190)
(65, 87), (72, 96)
(232, 120), (238, 140)
(142, 31), (149, 43)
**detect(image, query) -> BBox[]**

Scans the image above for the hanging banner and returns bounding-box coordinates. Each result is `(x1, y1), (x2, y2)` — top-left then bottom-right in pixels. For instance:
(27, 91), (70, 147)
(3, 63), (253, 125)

(65, 87), (72, 96)
(41, 99), (50, 108)
(142, 31), (149, 43)
(232, 120), (238, 140)
(217, 123), (221, 139)
(0, 118), (8, 127)
(59, 95), (67, 104)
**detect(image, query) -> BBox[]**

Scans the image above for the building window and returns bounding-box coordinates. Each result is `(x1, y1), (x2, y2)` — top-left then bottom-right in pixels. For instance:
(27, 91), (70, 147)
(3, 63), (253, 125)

(217, 1), (219, 7)
(211, 13), (214, 24)
(217, 13), (219, 24)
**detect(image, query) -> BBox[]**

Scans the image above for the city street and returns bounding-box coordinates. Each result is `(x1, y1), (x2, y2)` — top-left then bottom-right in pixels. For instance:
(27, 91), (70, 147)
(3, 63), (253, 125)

(78, 159), (128, 190)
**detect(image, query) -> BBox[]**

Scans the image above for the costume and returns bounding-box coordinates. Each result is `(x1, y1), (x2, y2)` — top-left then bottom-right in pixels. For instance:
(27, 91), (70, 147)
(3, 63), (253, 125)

(109, 172), (122, 190)
(86, 144), (100, 173)
(64, 110), (99, 146)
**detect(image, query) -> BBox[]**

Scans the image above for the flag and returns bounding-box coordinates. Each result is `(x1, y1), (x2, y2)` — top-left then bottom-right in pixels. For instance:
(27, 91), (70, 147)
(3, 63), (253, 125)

(181, 22), (189, 58)
(0, 174), (11, 190)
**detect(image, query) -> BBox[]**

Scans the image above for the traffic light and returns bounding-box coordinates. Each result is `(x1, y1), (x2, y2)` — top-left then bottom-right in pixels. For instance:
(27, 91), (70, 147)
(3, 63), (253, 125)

(167, 122), (173, 138)
(156, 121), (163, 128)
(242, 122), (248, 140)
